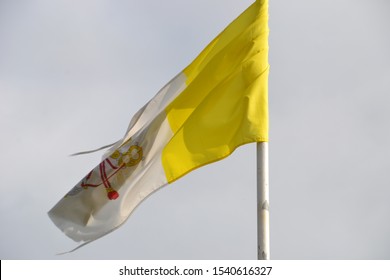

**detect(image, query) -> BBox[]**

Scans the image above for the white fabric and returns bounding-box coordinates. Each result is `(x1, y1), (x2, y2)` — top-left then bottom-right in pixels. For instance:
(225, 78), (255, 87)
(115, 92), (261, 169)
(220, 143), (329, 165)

(48, 74), (186, 242)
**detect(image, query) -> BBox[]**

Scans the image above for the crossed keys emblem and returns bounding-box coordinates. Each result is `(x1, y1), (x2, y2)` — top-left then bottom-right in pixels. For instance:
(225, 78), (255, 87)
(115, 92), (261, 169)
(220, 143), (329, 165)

(67, 143), (143, 200)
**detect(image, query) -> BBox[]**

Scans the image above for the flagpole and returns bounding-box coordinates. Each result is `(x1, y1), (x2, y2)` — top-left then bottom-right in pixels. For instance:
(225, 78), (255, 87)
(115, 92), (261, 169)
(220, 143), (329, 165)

(257, 141), (270, 260)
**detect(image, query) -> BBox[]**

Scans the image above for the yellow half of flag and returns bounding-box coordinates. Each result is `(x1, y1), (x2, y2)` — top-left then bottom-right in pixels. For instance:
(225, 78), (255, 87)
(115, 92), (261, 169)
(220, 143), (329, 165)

(49, 0), (269, 245)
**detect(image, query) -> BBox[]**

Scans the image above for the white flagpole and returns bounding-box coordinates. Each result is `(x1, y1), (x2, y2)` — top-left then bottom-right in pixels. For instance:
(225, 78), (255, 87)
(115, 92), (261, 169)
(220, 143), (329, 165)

(257, 141), (270, 260)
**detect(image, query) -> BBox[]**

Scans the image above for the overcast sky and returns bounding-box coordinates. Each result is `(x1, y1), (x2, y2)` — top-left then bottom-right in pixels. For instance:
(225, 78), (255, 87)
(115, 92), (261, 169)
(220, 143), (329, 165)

(1, 0), (390, 260)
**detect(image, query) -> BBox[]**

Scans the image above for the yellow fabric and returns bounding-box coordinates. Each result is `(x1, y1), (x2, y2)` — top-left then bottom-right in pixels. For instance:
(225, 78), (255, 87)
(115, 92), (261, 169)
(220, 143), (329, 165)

(162, 0), (269, 183)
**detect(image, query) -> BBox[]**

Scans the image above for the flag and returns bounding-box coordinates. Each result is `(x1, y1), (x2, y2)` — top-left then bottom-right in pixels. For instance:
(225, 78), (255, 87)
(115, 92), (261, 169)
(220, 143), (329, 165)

(49, 0), (269, 245)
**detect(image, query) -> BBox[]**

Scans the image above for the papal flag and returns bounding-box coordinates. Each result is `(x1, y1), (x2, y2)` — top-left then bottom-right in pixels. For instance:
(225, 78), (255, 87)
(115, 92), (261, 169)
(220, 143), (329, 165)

(49, 0), (269, 245)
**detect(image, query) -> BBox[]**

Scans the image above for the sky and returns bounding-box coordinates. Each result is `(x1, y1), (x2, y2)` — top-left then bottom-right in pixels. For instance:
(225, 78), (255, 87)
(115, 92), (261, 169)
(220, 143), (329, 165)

(1, 0), (390, 260)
